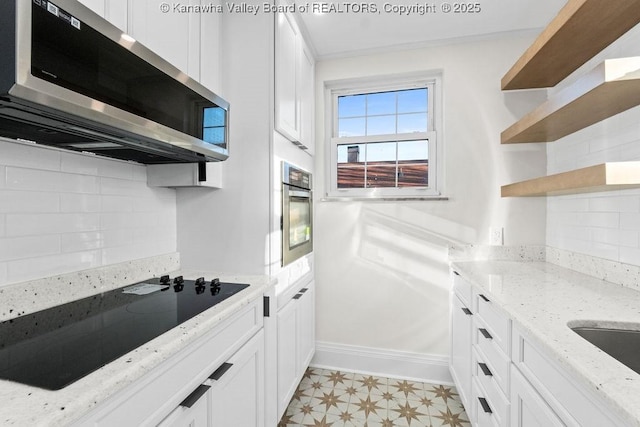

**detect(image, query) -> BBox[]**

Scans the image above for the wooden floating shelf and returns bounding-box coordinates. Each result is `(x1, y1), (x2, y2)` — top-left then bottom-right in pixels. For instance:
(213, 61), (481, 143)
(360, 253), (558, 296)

(501, 0), (640, 90)
(501, 162), (640, 197)
(501, 57), (640, 144)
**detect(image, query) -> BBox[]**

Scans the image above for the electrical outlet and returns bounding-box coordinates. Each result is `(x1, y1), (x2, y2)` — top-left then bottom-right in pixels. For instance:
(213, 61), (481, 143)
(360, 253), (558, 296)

(490, 227), (504, 246)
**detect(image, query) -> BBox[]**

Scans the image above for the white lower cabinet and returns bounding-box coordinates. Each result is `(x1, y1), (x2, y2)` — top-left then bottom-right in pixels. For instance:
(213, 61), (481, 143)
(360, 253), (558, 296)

(210, 330), (265, 427)
(276, 280), (315, 419)
(510, 366), (564, 427)
(72, 296), (264, 427)
(450, 275), (473, 409)
(450, 269), (629, 427)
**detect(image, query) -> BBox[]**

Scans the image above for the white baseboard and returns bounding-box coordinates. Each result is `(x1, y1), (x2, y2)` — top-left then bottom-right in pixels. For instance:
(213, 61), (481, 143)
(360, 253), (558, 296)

(311, 341), (453, 385)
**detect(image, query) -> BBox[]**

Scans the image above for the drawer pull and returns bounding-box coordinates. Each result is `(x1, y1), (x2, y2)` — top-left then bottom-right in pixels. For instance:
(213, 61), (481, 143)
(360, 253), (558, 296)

(478, 397), (492, 414)
(179, 384), (210, 408)
(479, 294), (490, 302)
(209, 362), (233, 380)
(478, 362), (492, 376)
(299, 287), (309, 293)
(453, 271), (460, 276)
(292, 293), (303, 300)
(479, 328), (493, 339)
(461, 307), (472, 316)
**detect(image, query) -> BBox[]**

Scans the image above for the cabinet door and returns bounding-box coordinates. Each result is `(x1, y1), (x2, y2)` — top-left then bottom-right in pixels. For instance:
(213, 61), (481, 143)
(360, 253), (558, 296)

(277, 296), (299, 418)
(510, 367), (564, 427)
(275, 10), (300, 142)
(451, 293), (473, 411)
(129, 0), (201, 79)
(298, 41), (315, 154)
(210, 330), (265, 427)
(78, 0), (128, 32)
(298, 283), (315, 368)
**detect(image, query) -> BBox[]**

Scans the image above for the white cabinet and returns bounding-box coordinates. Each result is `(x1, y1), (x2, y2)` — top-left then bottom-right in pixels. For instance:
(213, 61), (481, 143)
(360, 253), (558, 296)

(209, 330), (265, 427)
(510, 367), (564, 427)
(276, 281), (315, 418)
(298, 42), (316, 156)
(78, 0), (128, 31)
(72, 296), (264, 427)
(275, 10), (300, 142)
(129, 0), (201, 80)
(159, 330), (264, 427)
(450, 272), (473, 410)
(450, 269), (629, 427)
(274, 7), (315, 153)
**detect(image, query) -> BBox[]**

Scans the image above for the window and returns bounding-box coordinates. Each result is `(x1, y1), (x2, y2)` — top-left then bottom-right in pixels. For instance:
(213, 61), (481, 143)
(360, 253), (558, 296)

(327, 74), (441, 198)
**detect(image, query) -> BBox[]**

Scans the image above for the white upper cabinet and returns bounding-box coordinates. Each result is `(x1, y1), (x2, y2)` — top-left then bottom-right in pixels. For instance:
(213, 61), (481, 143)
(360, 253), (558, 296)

(78, 0), (128, 32)
(275, 10), (300, 142)
(298, 41), (315, 156)
(275, 7), (315, 154)
(129, 0), (201, 80)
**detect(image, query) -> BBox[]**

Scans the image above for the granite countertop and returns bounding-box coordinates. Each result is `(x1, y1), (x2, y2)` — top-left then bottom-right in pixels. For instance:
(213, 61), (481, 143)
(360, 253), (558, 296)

(451, 260), (640, 427)
(0, 260), (275, 427)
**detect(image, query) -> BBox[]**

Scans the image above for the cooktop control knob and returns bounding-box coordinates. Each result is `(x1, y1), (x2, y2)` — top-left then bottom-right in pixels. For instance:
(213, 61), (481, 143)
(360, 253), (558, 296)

(195, 277), (206, 294)
(173, 275), (184, 292)
(210, 278), (221, 295)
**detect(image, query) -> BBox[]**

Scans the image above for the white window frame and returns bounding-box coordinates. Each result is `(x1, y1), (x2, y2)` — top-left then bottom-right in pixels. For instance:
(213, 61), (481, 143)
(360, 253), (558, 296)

(325, 71), (443, 199)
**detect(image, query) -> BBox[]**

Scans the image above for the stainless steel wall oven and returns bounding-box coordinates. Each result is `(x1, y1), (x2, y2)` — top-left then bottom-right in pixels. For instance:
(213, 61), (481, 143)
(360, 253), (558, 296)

(282, 162), (312, 266)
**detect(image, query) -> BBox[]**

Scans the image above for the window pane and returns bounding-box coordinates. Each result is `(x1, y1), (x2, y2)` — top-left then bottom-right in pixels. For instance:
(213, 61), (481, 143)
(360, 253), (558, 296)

(398, 113), (427, 133)
(397, 88), (427, 113)
(366, 165), (396, 188)
(366, 142), (396, 162)
(338, 94), (366, 118)
(397, 140), (428, 161)
(366, 115), (396, 136)
(397, 140), (428, 187)
(337, 144), (365, 188)
(337, 144), (364, 163)
(367, 91), (396, 115)
(338, 117), (365, 137)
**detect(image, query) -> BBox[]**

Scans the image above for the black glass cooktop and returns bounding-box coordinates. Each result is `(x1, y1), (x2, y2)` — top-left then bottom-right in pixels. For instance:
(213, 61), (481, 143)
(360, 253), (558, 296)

(0, 276), (249, 390)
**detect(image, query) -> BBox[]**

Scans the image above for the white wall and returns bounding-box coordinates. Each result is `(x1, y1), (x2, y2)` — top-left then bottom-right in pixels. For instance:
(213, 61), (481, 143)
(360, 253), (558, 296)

(175, 5), (273, 275)
(546, 26), (640, 265)
(313, 33), (547, 356)
(0, 138), (177, 287)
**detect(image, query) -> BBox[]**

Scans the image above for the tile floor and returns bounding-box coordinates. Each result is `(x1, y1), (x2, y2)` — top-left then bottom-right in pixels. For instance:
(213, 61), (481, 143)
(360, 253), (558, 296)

(278, 368), (471, 427)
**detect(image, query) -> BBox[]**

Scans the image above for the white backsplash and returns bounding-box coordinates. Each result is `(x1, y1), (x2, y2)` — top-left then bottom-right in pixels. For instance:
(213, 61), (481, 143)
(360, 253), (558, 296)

(0, 138), (178, 287)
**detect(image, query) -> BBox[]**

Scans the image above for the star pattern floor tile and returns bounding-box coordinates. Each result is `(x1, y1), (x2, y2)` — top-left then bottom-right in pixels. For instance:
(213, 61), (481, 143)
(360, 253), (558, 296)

(278, 368), (471, 427)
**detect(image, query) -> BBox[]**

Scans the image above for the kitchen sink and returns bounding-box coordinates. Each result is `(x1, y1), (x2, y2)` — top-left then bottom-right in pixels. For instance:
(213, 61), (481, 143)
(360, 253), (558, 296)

(571, 326), (640, 375)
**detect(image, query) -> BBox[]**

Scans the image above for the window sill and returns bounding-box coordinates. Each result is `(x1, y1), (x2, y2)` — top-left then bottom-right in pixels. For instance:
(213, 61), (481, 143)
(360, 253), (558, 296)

(320, 196), (449, 202)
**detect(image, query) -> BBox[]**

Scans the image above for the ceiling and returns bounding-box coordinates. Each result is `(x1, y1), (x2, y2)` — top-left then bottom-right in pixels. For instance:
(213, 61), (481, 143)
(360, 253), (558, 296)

(296, 0), (567, 59)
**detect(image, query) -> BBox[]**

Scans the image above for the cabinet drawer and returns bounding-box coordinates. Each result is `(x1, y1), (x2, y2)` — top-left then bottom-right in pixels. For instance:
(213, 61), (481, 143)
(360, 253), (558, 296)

(474, 316), (510, 394)
(453, 271), (473, 307)
(471, 377), (504, 427)
(475, 292), (510, 355)
(512, 327), (623, 427)
(472, 346), (509, 403)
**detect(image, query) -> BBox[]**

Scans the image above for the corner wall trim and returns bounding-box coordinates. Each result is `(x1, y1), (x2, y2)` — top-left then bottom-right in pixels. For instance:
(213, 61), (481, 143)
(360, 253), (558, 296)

(310, 341), (453, 385)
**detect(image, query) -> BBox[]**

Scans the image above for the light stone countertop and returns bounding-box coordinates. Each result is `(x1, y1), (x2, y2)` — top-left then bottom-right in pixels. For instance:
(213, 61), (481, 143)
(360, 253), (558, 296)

(0, 264), (275, 427)
(451, 260), (640, 427)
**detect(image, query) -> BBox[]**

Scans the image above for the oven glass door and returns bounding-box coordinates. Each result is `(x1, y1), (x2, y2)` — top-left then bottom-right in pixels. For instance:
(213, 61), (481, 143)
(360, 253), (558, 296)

(283, 187), (312, 265)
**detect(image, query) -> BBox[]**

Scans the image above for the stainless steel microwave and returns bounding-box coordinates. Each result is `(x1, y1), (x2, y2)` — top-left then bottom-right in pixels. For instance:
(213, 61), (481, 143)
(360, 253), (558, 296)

(0, 0), (229, 164)
(282, 162), (312, 266)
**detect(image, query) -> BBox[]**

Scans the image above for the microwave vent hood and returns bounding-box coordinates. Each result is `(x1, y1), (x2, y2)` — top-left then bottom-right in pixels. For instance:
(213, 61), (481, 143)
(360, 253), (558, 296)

(0, 0), (230, 164)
